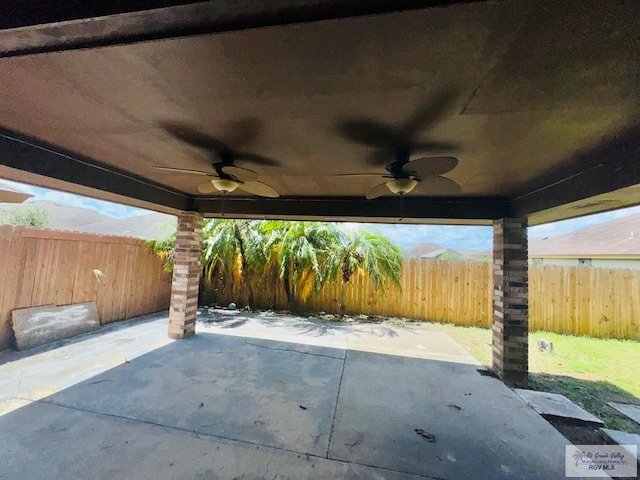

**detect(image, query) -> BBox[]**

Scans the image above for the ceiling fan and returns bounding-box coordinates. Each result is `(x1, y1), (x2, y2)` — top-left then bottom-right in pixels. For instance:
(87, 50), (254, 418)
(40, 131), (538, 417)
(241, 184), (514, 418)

(153, 121), (281, 198)
(336, 154), (461, 199)
(336, 88), (461, 198)
(153, 163), (280, 197)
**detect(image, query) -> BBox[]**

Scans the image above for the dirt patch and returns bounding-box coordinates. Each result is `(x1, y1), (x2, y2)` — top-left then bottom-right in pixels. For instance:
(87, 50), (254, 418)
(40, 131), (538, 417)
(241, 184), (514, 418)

(545, 417), (613, 445)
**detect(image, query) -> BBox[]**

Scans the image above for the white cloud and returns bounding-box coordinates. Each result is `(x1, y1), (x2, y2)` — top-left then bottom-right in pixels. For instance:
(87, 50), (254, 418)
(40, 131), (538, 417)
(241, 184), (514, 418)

(0, 179), (39, 195)
(355, 205), (640, 251)
(2, 179), (152, 219)
(529, 205), (640, 238)
(352, 223), (493, 251)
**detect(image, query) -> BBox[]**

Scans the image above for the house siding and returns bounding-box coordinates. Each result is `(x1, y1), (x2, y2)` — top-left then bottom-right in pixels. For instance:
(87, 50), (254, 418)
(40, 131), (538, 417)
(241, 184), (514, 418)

(530, 257), (640, 269)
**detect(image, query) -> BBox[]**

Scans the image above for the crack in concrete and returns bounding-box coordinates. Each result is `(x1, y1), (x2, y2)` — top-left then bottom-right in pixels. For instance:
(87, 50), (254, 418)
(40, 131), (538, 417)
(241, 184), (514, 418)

(326, 350), (347, 459)
(262, 450), (275, 479)
(19, 396), (442, 479)
(348, 431), (363, 449)
(241, 339), (345, 360)
(84, 379), (113, 386)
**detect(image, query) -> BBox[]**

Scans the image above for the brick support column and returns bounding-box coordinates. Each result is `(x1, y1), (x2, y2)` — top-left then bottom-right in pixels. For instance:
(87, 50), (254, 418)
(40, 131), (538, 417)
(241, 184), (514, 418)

(492, 217), (528, 387)
(168, 211), (203, 339)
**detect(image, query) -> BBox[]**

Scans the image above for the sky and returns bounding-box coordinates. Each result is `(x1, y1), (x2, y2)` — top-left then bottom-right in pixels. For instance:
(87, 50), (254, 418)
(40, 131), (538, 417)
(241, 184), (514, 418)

(363, 205), (640, 252)
(2, 179), (640, 252)
(0, 180), (153, 219)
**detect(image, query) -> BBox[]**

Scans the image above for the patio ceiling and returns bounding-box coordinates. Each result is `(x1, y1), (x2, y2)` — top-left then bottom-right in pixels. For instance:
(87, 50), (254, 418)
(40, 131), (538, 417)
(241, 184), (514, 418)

(0, 0), (639, 225)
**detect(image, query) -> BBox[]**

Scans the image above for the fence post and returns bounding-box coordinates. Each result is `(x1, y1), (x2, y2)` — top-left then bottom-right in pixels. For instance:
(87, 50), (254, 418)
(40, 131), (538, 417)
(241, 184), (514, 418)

(492, 217), (528, 387)
(168, 211), (203, 339)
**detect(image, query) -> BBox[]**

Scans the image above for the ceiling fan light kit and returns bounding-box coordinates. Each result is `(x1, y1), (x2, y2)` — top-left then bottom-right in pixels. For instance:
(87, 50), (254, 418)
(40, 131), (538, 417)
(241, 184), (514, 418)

(211, 178), (240, 193)
(386, 178), (418, 195)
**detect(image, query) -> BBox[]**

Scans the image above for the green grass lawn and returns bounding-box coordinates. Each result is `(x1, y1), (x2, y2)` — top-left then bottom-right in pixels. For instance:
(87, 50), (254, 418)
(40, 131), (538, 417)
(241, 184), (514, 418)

(418, 322), (640, 433)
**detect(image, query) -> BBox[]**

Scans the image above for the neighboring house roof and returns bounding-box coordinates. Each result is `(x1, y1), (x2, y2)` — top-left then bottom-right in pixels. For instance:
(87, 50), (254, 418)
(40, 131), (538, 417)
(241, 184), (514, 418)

(0, 200), (175, 240)
(0, 180), (32, 203)
(455, 249), (483, 259)
(419, 248), (448, 258)
(407, 244), (483, 260)
(418, 248), (481, 260)
(0, 200), (111, 229)
(405, 243), (442, 257)
(529, 213), (640, 257)
(74, 213), (176, 240)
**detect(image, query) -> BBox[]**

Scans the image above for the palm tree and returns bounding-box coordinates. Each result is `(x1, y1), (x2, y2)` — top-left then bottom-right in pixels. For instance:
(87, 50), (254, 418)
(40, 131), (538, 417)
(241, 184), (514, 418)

(262, 221), (341, 310)
(327, 229), (403, 317)
(202, 219), (266, 307)
(148, 222), (177, 272)
(153, 219), (402, 316)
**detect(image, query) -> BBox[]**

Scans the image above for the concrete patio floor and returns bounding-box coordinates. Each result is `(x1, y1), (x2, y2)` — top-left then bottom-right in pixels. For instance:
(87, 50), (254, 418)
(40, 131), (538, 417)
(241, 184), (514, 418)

(0, 311), (581, 479)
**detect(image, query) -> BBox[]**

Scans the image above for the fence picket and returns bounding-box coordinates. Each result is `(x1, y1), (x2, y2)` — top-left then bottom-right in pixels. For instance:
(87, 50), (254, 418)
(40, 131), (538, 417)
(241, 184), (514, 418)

(0, 227), (172, 349)
(211, 259), (639, 340)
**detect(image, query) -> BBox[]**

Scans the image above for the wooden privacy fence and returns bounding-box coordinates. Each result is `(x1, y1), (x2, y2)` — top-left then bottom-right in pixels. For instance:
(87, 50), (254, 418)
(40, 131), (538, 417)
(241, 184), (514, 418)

(529, 265), (640, 340)
(0, 225), (172, 350)
(208, 259), (640, 340)
(207, 258), (493, 326)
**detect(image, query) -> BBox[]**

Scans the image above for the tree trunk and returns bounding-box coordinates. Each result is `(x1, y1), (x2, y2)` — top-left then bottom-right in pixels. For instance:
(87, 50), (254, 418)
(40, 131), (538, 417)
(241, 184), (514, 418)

(271, 271), (277, 310)
(283, 276), (293, 310)
(339, 281), (347, 318)
(244, 267), (254, 308)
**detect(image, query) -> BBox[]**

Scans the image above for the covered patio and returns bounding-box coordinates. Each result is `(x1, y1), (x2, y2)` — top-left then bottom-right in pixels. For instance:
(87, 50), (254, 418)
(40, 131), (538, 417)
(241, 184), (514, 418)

(2, 0), (638, 387)
(1, 1), (639, 476)
(1, 312), (572, 479)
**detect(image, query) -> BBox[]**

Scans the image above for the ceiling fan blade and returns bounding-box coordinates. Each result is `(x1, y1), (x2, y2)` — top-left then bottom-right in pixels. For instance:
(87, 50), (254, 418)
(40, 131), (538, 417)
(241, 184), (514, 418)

(232, 151), (281, 167)
(366, 142), (458, 167)
(335, 173), (389, 178)
(365, 182), (392, 200)
(197, 181), (218, 194)
(161, 122), (228, 154)
(220, 165), (259, 181)
(336, 119), (397, 148)
(238, 181), (280, 198)
(413, 176), (461, 196)
(222, 117), (263, 147)
(402, 157), (459, 178)
(366, 149), (395, 166)
(411, 140), (460, 152)
(152, 166), (213, 176)
(400, 87), (459, 139)
(161, 121), (280, 167)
